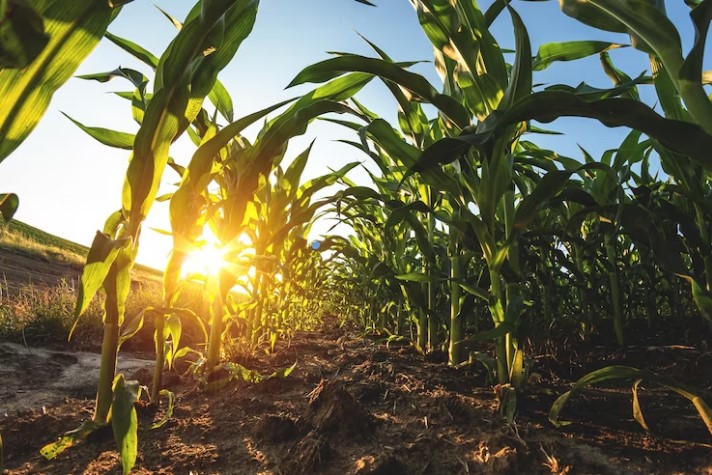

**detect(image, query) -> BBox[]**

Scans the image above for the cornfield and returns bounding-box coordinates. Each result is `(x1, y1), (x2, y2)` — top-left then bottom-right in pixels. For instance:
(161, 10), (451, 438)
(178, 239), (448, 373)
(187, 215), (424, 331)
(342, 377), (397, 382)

(2, 0), (712, 473)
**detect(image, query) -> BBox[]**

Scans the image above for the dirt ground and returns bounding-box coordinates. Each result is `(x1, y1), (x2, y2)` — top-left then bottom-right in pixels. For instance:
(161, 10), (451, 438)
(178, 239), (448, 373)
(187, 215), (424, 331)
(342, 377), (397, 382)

(0, 247), (84, 296)
(1, 247), (712, 474)
(1, 326), (711, 475)
(0, 247), (161, 297)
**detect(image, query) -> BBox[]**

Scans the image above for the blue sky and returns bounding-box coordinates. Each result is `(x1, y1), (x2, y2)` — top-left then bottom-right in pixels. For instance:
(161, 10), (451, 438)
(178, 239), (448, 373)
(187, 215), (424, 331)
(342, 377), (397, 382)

(0, 1), (701, 269)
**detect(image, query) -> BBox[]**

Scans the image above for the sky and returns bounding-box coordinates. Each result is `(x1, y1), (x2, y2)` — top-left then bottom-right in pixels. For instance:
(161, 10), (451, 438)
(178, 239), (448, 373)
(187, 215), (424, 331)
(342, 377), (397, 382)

(0, 0), (703, 269)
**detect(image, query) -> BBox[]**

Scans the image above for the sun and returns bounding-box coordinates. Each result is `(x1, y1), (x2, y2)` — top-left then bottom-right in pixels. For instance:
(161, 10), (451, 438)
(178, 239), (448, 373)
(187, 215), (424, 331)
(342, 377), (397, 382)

(181, 228), (228, 279)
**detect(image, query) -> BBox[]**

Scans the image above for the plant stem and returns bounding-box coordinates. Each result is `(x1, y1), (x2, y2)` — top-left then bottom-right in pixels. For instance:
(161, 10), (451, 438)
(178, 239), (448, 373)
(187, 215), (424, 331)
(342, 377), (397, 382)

(205, 276), (224, 373)
(151, 313), (165, 399)
(489, 268), (508, 384)
(426, 192), (437, 352)
(95, 267), (120, 423)
(694, 204), (712, 291)
(448, 240), (462, 366)
(605, 232), (624, 346)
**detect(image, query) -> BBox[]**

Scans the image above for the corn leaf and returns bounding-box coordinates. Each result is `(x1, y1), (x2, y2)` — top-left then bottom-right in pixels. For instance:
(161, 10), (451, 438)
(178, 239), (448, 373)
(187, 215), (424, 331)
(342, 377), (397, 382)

(71, 231), (129, 336)
(61, 112), (135, 150)
(415, 0), (506, 120)
(497, 92), (712, 170)
(632, 379), (650, 431)
(680, 0), (712, 85)
(77, 66), (147, 87)
(124, 0), (259, 231)
(690, 278), (712, 323)
(117, 310), (145, 350)
(149, 389), (175, 430)
(288, 55), (471, 128)
(533, 40), (625, 71)
(549, 365), (712, 437)
(501, 5), (532, 109)
(40, 420), (105, 460)
(514, 163), (609, 230)
(111, 375), (141, 475)
(0, 193), (19, 220)
(395, 272), (445, 283)
(105, 31), (159, 68)
(0, 0), (122, 162)
(0, 0), (48, 68)
(458, 282), (489, 301)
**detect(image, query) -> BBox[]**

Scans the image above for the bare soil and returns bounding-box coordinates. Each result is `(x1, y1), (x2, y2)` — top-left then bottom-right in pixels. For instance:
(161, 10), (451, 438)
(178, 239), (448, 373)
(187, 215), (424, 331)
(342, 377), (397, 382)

(1, 248), (711, 474)
(0, 247), (84, 296)
(1, 327), (711, 475)
(0, 247), (161, 297)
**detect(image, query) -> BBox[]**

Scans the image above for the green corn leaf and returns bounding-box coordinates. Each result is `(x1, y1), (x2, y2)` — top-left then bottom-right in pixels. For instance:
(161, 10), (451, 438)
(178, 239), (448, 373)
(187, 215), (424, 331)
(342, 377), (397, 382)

(77, 66), (147, 88)
(61, 112), (135, 150)
(287, 55), (471, 128)
(281, 141), (312, 199)
(117, 310), (145, 350)
(509, 348), (526, 389)
(164, 314), (182, 367)
(40, 420), (105, 460)
(460, 319), (517, 344)
(559, 0), (680, 56)
(155, 4), (182, 29)
(544, 75), (649, 101)
(498, 92), (712, 170)
(458, 282), (489, 301)
(149, 389), (175, 430)
(124, 0), (259, 232)
(105, 31), (159, 68)
(561, 0), (712, 131)
(500, 5), (532, 109)
(0, 193), (19, 220)
(549, 365), (712, 437)
(513, 169), (576, 230)
(599, 51), (641, 101)
(415, 0), (507, 120)
(0, 0), (122, 162)
(71, 231), (130, 337)
(385, 201), (431, 228)
(0, 0), (48, 68)
(690, 278), (712, 324)
(533, 40), (625, 71)
(395, 272), (445, 283)
(111, 375), (141, 475)
(208, 77), (234, 122)
(680, 0), (712, 84)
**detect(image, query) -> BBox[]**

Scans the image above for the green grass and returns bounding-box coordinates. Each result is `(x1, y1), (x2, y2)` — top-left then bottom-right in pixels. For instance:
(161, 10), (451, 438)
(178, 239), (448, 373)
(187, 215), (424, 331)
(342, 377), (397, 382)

(2, 219), (89, 256)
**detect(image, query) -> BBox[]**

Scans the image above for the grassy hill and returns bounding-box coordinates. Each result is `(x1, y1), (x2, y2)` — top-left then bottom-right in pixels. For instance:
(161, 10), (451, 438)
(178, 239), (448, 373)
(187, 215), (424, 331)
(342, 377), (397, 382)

(0, 218), (162, 279)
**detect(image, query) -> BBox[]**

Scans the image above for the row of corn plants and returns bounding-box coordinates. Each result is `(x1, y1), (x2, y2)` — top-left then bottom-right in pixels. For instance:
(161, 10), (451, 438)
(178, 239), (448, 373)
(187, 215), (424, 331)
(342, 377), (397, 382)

(2, 0), (376, 472)
(4, 0), (712, 472)
(299, 0), (712, 429)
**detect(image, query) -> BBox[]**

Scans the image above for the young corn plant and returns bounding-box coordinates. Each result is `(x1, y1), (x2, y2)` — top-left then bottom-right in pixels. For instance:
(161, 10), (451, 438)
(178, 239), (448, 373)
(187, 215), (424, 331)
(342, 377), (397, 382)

(156, 72), (371, 389)
(291, 0), (624, 386)
(43, 2), (262, 472)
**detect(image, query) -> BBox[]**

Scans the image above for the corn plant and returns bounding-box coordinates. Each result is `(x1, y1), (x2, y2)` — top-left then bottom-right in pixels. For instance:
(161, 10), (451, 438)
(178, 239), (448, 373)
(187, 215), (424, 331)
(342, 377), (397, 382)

(153, 71), (373, 392)
(39, 2), (263, 472)
(291, 1), (614, 381)
(288, 2), (712, 433)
